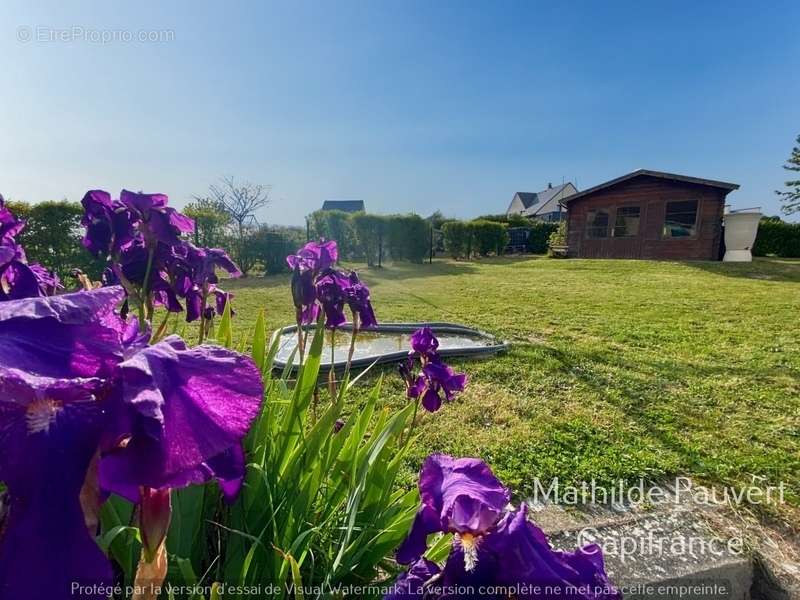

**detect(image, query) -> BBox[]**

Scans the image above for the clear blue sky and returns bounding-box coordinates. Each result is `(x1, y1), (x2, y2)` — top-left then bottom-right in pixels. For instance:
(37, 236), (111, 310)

(2, 0), (799, 225)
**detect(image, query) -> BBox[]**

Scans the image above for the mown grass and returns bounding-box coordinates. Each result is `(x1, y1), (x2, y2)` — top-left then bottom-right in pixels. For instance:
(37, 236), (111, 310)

(225, 257), (800, 508)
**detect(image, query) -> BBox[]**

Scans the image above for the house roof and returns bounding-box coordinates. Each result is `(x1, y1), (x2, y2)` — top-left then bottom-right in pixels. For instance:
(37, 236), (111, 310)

(321, 200), (365, 213)
(515, 183), (575, 216)
(562, 169), (739, 204)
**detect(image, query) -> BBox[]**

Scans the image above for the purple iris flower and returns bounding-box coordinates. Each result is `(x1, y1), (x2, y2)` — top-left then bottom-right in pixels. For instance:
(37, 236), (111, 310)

(396, 454), (510, 567)
(384, 558), (441, 600)
(99, 334), (262, 502)
(214, 288), (234, 316)
(117, 241), (183, 313)
(0, 287), (264, 598)
(285, 239), (377, 330)
(405, 329), (467, 412)
(80, 190), (138, 257)
(412, 359), (468, 412)
(157, 242), (240, 323)
(286, 239), (338, 272)
(344, 271), (377, 329)
(410, 326), (439, 357)
(0, 242), (42, 301)
(0, 196), (26, 241)
(29, 262), (62, 296)
(291, 266), (319, 325)
(388, 455), (620, 600)
(120, 190), (195, 246)
(315, 271), (348, 329)
(475, 505), (621, 600)
(0, 200), (60, 301)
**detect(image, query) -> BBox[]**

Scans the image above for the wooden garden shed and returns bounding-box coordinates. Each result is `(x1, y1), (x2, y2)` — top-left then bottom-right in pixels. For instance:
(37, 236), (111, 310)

(563, 169), (739, 260)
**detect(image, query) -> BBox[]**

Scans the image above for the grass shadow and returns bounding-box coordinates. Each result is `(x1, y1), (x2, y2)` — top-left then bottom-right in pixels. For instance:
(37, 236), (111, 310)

(681, 257), (800, 282)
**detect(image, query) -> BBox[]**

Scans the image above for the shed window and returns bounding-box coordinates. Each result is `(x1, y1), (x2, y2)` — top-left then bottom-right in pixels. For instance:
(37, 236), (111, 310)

(586, 210), (610, 238)
(663, 200), (698, 238)
(613, 206), (640, 237)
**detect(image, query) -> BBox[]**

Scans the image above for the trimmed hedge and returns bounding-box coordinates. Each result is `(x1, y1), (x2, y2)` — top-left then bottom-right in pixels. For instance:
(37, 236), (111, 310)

(442, 221), (472, 258)
(308, 210), (356, 260)
(753, 218), (800, 257)
(442, 219), (509, 259)
(309, 210), (430, 264)
(385, 214), (429, 263)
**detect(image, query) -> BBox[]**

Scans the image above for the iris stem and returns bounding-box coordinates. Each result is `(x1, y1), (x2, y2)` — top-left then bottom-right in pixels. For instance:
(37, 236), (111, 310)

(110, 261), (144, 324)
(198, 284), (209, 344)
(401, 397), (421, 448)
(328, 327), (337, 400)
(140, 244), (156, 327)
(153, 310), (171, 343)
(295, 309), (306, 361)
(341, 313), (360, 400)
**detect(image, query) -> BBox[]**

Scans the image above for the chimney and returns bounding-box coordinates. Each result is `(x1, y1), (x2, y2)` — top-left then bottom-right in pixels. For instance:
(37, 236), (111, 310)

(548, 182), (553, 189)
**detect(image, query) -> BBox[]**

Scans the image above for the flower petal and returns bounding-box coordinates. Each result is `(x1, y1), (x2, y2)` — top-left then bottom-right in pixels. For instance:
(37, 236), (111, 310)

(0, 287), (127, 383)
(383, 558), (441, 600)
(421, 455), (510, 536)
(99, 336), (263, 498)
(0, 378), (113, 599)
(395, 505), (441, 565)
(484, 505), (621, 599)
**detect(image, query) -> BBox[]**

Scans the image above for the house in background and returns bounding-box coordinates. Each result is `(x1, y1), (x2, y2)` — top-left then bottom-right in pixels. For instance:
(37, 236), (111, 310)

(506, 182), (577, 222)
(563, 169), (739, 260)
(321, 200), (365, 213)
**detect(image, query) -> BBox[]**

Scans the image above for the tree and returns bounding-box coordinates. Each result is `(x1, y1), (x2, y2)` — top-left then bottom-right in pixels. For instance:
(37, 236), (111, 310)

(184, 197), (231, 247)
(426, 210), (449, 230)
(201, 176), (271, 275)
(9, 199), (105, 279)
(207, 176), (271, 236)
(777, 134), (800, 214)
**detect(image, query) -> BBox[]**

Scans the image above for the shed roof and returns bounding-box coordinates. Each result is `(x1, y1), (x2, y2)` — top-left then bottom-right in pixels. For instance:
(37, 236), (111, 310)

(562, 169), (739, 204)
(321, 200), (365, 213)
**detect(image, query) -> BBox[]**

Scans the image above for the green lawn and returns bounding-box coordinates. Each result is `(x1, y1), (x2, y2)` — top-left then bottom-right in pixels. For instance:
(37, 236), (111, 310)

(225, 257), (800, 509)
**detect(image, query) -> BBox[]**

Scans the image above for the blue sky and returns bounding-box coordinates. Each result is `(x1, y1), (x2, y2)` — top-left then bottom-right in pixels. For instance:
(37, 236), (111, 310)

(2, 0), (799, 225)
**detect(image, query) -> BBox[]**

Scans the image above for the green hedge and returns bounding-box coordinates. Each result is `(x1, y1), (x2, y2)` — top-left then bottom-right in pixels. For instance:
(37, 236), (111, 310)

(309, 210), (430, 264)
(308, 210), (356, 260)
(526, 222), (559, 254)
(385, 214), (429, 263)
(246, 226), (306, 274)
(442, 219), (509, 259)
(351, 213), (385, 266)
(753, 218), (800, 257)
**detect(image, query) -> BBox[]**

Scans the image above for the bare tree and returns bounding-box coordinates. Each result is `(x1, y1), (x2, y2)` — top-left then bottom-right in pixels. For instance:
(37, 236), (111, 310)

(208, 176), (271, 237)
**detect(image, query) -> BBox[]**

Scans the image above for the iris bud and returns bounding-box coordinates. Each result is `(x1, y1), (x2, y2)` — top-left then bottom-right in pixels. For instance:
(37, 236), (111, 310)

(139, 487), (172, 563)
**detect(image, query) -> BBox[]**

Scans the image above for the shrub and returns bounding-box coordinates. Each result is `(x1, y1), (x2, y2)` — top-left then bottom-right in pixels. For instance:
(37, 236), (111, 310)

(253, 227), (303, 274)
(478, 213), (530, 228)
(7, 199), (105, 279)
(442, 220), (472, 258)
(470, 219), (509, 256)
(184, 198), (231, 247)
(352, 212), (386, 266)
(547, 221), (567, 250)
(442, 219), (509, 258)
(526, 221), (559, 254)
(752, 217), (800, 257)
(385, 214), (429, 263)
(309, 210), (355, 260)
